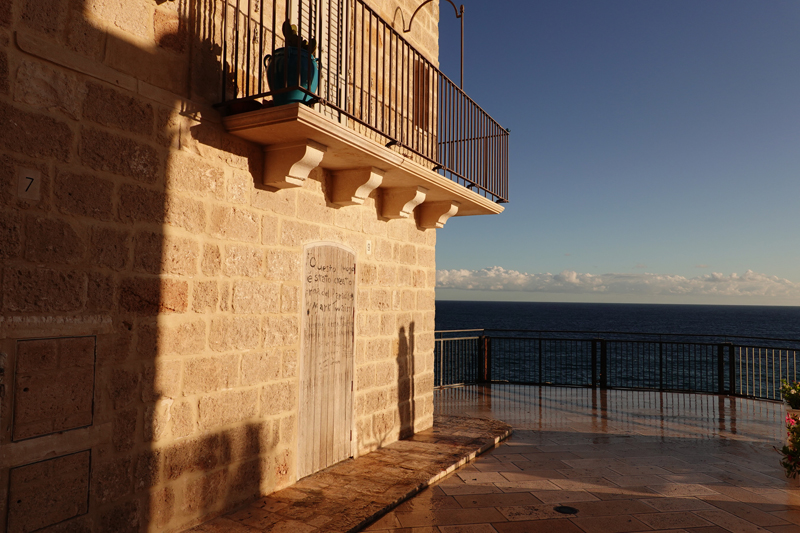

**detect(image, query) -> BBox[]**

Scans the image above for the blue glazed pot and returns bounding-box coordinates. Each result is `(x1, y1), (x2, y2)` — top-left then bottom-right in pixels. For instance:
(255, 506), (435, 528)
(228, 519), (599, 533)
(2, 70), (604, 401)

(265, 47), (319, 105)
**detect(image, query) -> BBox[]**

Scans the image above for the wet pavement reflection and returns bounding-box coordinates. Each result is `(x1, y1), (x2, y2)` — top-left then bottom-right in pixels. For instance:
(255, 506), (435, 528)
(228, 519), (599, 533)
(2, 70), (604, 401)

(367, 385), (800, 533)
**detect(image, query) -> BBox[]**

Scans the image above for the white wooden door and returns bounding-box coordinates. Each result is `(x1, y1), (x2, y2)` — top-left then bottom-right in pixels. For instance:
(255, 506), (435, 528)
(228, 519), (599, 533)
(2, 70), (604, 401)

(298, 243), (355, 479)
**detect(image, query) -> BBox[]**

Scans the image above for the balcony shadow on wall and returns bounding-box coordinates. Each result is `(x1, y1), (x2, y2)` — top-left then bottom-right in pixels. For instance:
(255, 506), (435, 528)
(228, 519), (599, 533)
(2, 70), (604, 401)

(0, 0), (290, 531)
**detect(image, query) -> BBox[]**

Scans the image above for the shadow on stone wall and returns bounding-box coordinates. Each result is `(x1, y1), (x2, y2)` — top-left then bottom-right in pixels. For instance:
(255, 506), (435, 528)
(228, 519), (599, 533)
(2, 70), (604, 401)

(0, 0), (283, 530)
(398, 323), (416, 439)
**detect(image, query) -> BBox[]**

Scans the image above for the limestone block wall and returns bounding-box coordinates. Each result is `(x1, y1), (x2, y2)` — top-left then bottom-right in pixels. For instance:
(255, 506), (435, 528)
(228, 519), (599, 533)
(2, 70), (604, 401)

(0, 0), (438, 532)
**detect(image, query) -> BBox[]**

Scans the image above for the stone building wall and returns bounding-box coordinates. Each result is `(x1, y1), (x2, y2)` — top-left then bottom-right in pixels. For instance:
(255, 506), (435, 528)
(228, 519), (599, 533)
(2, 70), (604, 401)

(0, 0), (439, 531)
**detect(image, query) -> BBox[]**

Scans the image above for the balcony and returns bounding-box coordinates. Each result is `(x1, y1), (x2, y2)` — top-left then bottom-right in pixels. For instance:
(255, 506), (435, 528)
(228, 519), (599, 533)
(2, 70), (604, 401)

(217, 0), (508, 226)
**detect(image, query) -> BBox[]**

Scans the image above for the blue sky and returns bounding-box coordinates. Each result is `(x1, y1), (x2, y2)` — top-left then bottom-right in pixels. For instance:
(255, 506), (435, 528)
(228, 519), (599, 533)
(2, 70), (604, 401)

(434, 0), (800, 305)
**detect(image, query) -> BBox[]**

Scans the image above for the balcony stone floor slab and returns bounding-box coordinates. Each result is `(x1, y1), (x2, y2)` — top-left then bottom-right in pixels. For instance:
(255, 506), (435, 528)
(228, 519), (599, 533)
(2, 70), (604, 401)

(183, 414), (512, 533)
(367, 385), (800, 533)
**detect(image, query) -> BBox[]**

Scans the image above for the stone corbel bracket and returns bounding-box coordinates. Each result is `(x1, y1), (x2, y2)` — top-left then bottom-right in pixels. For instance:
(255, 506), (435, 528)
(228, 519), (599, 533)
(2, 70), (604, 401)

(381, 186), (428, 219)
(263, 140), (327, 189)
(418, 201), (460, 229)
(331, 167), (384, 206)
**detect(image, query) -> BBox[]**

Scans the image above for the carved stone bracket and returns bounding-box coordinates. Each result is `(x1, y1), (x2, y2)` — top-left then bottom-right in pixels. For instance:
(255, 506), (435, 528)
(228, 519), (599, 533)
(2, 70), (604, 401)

(330, 167), (384, 206)
(263, 140), (327, 189)
(381, 186), (428, 219)
(418, 201), (460, 229)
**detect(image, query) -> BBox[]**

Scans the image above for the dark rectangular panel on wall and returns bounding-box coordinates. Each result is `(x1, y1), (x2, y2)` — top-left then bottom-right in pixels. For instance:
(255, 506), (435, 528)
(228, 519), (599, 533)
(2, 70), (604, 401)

(12, 337), (96, 441)
(6, 450), (91, 533)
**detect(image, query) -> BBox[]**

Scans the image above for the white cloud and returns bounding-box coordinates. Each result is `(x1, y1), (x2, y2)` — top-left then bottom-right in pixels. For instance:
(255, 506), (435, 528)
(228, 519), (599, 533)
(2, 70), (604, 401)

(436, 267), (800, 300)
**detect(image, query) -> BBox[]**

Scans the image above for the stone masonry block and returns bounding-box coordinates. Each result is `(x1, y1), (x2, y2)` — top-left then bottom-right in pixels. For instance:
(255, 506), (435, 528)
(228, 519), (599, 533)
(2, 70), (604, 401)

(282, 349), (297, 379)
(87, 272), (116, 311)
(120, 276), (188, 314)
(202, 243), (221, 275)
(113, 408), (137, 452)
(83, 81), (154, 136)
(21, 0), (68, 36)
(209, 316), (260, 352)
(164, 194), (206, 234)
(0, 210), (22, 260)
(162, 234), (200, 275)
(241, 352), (281, 386)
(0, 50), (7, 95)
(55, 171), (114, 220)
(260, 381), (297, 416)
(417, 289), (435, 311)
(90, 227), (129, 270)
(171, 401), (195, 439)
(24, 215), (86, 264)
(109, 367), (141, 410)
(228, 169), (251, 204)
(148, 486), (175, 529)
(183, 356), (239, 395)
(280, 219), (320, 247)
(281, 285), (299, 313)
(252, 187), (297, 217)
(262, 214), (279, 245)
(266, 249), (301, 282)
(193, 280), (218, 312)
(141, 359), (182, 402)
(210, 206), (260, 243)
(159, 319), (206, 356)
(418, 247), (435, 268)
(0, 101), (73, 162)
(100, 499), (140, 533)
(80, 127), (159, 184)
(183, 469), (227, 515)
(3, 267), (86, 312)
(92, 456), (132, 505)
(198, 388), (258, 430)
(135, 232), (199, 275)
(154, 7), (186, 52)
(224, 244), (263, 277)
(232, 280), (280, 314)
(14, 59), (86, 120)
(166, 152), (225, 198)
(263, 316), (299, 347)
(119, 184), (164, 225)
(393, 243), (417, 265)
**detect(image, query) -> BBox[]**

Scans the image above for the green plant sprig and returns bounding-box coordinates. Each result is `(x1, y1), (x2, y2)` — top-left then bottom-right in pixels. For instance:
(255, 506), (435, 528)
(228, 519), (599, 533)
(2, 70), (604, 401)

(282, 20), (317, 56)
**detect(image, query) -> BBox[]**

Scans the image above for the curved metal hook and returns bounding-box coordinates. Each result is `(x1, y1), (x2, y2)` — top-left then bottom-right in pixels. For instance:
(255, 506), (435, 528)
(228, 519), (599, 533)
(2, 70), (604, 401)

(404, 0), (462, 33)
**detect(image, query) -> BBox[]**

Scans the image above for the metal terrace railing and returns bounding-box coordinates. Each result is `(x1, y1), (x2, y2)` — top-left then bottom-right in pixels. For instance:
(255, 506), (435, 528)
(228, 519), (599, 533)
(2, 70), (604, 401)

(219, 0), (509, 203)
(434, 329), (800, 402)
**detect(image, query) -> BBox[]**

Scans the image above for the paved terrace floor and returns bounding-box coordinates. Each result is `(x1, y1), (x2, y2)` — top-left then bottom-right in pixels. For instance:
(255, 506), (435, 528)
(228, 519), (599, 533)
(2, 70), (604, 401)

(368, 385), (800, 533)
(190, 385), (799, 533)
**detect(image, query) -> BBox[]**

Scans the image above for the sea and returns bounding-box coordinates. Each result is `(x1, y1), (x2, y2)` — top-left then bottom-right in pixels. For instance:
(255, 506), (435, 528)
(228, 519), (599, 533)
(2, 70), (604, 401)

(435, 301), (800, 342)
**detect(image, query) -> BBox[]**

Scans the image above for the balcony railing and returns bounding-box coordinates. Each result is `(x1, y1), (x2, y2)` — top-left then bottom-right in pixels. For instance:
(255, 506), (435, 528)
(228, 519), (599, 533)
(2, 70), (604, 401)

(434, 329), (800, 402)
(219, 0), (509, 203)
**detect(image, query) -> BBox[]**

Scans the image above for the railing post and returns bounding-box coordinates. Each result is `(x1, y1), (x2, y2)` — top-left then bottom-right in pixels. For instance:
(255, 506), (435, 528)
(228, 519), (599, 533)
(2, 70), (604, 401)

(727, 343), (735, 395)
(717, 343), (725, 395)
(477, 335), (486, 383)
(591, 339), (598, 388)
(600, 339), (608, 389)
(484, 336), (492, 383)
(538, 337), (543, 384)
(659, 340), (664, 390)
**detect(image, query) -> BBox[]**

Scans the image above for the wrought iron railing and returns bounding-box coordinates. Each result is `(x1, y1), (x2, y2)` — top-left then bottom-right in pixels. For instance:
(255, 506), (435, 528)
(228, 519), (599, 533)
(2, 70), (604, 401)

(434, 329), (800, 401)
(219, 0), (509, 203)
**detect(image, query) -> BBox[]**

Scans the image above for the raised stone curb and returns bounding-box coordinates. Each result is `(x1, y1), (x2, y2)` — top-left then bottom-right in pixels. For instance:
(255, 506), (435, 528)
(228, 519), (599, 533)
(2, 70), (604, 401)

(184, 414), (512, 532)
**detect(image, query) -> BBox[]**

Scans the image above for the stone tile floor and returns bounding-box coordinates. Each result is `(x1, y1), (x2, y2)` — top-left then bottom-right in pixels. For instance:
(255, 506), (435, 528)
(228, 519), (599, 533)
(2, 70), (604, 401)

(366, 385), (800, 533)
(185, 415), (512, 533)
(189, 385), (800, 532)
